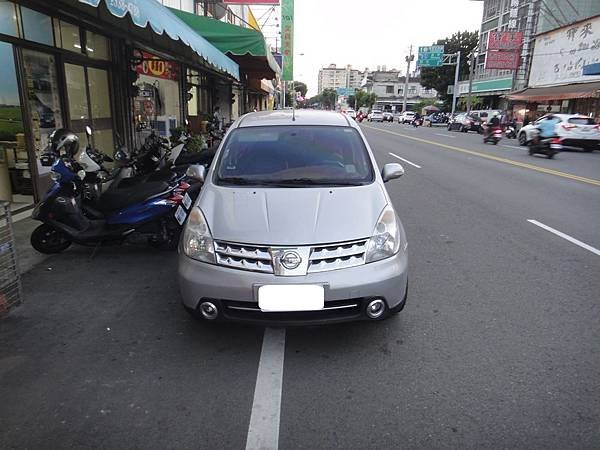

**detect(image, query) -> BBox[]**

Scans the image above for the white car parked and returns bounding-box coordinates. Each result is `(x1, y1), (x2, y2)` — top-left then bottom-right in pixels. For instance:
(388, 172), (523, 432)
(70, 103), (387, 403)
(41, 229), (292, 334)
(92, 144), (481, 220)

(399, 111), (416, 124)
(518, 114), (600, 152)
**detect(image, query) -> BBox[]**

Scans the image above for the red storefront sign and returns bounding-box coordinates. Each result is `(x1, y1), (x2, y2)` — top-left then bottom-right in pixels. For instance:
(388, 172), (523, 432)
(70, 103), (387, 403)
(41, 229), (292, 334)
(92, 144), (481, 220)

(485, 50), (521, 70)
(135, 51), (179, 80)
(488, 31), (523, 50)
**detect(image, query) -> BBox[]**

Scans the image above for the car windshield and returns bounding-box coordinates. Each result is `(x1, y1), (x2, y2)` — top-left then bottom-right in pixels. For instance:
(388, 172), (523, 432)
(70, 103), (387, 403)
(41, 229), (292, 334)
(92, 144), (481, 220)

(215, 125), (374, 187)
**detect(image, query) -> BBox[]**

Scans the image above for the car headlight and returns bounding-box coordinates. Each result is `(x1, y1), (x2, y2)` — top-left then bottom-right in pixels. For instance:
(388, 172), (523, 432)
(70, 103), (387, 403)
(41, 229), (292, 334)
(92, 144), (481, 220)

(182, 207), (215, 263)
(365, 204), (402, 263)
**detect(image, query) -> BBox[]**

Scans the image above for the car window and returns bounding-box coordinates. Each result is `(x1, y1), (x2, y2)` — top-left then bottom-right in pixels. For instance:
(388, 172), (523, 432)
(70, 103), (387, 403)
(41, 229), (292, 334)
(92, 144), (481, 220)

(568, 117), (595, 125)
(216, 126), (374, 187)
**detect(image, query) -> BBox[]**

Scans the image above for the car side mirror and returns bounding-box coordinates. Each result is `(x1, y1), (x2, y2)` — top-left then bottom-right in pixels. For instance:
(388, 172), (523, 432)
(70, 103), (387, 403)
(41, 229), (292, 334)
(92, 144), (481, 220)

(186, 164), (206, 182)
(382, 163), (404, 182)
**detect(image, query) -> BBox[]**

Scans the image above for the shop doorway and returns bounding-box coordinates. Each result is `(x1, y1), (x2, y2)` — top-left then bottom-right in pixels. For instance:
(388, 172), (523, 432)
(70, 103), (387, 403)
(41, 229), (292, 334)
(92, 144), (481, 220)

(64, 63), (114, 155)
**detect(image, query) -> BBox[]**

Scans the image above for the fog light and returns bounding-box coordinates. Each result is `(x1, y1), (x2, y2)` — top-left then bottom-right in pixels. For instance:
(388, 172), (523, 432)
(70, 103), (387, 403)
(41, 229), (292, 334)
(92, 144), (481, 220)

(199, 301), (218, 320)
(366, 299), (386, 319)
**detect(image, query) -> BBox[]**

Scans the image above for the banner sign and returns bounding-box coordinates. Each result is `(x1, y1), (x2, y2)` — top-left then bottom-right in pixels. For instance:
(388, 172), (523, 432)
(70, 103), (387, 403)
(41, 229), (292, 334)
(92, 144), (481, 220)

(529, 16), (600, 87)
(223, 0), (279, 3)
(485, 50), (520, 70)
(281, 0), (294, 81)
(487, 31), (523, 50)
(135, 51), (179, 80)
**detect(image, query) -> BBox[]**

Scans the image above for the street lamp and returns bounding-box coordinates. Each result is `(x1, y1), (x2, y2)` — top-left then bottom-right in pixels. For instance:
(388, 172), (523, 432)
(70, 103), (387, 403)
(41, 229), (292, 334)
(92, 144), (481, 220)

(466, 47), (479, 114)
(402, 46), (414, 113)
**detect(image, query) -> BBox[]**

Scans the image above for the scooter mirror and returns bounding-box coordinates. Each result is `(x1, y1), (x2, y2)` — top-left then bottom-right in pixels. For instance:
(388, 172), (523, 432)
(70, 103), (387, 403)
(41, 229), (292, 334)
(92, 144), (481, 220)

(185, 119), (189, 126)
(85, 126), (93, 136)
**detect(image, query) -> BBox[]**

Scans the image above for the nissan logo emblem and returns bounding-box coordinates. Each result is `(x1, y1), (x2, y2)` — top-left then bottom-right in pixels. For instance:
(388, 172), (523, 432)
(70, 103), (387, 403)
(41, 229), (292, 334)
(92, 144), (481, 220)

(280, 251), (302, 270)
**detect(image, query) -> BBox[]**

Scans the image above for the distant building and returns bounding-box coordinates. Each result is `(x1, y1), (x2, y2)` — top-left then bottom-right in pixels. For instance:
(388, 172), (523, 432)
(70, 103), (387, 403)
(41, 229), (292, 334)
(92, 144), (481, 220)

(318, 64), (364, 94)
(361, 69), (438, 112)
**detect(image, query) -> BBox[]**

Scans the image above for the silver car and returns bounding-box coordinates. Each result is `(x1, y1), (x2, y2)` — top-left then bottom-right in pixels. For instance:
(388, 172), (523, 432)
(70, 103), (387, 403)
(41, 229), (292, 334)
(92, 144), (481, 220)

(178, 110), (408, 325)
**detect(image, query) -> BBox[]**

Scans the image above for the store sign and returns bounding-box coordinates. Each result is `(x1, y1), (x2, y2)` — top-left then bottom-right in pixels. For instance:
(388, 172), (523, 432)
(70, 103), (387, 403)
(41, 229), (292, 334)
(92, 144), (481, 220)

(529, 16), (600, 87)
(488, 31), (523, 50)
(485, 31), (522, 70)
(135, 51), (179, 81)
(485, 51), (520, 70)
(508, 0), (519, 29)
(281, 0), (294, 81)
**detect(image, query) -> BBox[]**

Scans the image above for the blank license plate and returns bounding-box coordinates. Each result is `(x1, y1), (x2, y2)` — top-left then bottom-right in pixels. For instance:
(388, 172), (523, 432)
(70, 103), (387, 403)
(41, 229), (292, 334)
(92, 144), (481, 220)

(258, 285), (324, 312)
(174, 205), (187, 225)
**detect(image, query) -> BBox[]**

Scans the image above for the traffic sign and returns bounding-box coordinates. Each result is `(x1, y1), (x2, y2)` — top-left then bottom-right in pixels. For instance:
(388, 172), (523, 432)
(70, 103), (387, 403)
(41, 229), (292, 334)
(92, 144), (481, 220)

(417, 45), (445, 67)
(335, 87), (355, 96)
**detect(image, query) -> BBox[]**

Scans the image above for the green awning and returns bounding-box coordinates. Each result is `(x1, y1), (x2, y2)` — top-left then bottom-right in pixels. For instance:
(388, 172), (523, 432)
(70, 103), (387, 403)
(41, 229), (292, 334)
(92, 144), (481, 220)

(169, 8), (280, 79)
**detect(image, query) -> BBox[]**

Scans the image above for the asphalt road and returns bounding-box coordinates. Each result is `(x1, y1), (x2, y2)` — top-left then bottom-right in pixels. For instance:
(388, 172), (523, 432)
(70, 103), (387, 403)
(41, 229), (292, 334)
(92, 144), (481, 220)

(1, 123), (599, 449)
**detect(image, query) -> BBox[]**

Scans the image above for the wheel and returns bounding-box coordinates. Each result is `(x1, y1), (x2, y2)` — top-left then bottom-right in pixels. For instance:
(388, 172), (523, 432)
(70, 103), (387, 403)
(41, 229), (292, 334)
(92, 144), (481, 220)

(148, 219), (182, 251)
(528, 147), (534, 155)
(548, 153), (554, 159)
(447, 125), (452, 131)
(30, 224), (72, 254)
(518, 133), (527, 146)
(461, 126), (467, 133)
(493, 140), (498, 145)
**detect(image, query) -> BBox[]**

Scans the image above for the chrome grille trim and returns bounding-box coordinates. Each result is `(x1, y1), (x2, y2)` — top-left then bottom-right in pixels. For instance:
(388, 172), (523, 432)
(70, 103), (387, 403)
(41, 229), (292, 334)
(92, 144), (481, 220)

(214, 241), (274, 273)
(307, 239), (369, 273)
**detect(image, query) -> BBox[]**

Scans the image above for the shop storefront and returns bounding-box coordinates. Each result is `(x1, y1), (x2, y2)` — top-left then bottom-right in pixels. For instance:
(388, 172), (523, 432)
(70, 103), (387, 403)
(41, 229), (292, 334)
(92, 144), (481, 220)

(508, 15), (600, 123)
(0, 0), (239, 206)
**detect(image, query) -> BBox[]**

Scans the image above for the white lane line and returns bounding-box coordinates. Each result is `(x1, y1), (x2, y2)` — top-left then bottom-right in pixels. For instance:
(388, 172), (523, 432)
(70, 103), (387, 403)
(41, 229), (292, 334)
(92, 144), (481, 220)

(435, 133), (456, 139)
(527, 220), (600, 257)
(502, 144), (522, 150)
(388, 152), (422, 169)
(246, 327), (286, 450)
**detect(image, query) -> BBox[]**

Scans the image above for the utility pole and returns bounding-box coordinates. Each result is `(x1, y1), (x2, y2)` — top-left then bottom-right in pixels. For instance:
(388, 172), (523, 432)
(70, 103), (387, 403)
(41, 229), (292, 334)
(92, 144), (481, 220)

(451, 50), (461, 116)
(466, 49), (476, 113)
(402, 45), (414, 112)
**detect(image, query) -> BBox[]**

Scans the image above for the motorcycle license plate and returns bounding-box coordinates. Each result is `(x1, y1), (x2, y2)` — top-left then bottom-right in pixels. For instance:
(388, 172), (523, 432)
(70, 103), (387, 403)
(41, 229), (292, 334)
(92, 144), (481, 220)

(182, 192), (192, 210)
(175, 205), (187, 225)
(550, 144), (562, 149)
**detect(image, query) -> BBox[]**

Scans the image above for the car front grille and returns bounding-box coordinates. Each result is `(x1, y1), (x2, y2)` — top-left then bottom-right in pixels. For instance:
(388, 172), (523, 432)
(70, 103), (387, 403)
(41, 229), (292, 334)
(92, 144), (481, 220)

(213, 238), (370, 275)
(307, 239), (368, 273)
(214, 241), (274, 273)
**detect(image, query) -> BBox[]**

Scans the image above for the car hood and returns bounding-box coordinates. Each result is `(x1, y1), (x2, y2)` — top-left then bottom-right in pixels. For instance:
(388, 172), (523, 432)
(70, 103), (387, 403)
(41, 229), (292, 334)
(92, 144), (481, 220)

(199, 183), (388, 245)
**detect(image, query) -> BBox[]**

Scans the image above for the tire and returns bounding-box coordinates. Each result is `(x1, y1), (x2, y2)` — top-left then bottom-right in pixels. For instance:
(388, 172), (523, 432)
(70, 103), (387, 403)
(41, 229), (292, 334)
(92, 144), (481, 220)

(461, 126), (467, 133)
(528, 147), (534, 155)
(518, 133), (527, 146)
(447, 125), (452, 131)
(30, 224), (72, 254)
(493, 140), (498, 145)
(148, 219), (182, 251)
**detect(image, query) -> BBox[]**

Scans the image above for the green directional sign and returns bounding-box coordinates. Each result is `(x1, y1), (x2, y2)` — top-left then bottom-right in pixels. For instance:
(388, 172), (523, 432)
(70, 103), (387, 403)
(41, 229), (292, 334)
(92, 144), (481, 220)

(418, 45), (444, 67)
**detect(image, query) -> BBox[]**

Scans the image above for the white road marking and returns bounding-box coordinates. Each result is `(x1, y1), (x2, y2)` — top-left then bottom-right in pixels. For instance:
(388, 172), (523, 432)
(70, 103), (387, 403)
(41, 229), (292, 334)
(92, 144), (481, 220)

(527, 220), (600, 257)
(502, 144), (522, 150)
(246, 327), (286, 450)
(389, 152), (422, 169)
(435, 133), (455, 139)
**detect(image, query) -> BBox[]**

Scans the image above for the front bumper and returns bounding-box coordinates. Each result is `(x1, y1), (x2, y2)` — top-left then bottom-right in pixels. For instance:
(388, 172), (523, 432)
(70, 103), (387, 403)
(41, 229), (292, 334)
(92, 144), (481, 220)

(178, 249), (408, 325)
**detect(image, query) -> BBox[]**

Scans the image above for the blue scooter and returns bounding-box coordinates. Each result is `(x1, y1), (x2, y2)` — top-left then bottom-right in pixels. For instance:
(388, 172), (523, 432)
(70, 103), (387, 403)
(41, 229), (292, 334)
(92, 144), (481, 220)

(30, 152), (202, 254)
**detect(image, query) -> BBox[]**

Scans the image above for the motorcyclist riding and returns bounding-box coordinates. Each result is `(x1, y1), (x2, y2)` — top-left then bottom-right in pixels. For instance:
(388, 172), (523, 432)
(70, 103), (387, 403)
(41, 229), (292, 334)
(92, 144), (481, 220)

(484, 112), (501, 138)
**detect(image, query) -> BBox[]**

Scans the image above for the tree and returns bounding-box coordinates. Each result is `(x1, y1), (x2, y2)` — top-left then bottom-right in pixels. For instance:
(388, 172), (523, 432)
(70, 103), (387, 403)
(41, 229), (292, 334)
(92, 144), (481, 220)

(457, 95), (483, 110)
(284, 81), (308, 107)
(320, 88), (337, 110)
(354, 90), (377, 109)
(420, 30), (479, 109)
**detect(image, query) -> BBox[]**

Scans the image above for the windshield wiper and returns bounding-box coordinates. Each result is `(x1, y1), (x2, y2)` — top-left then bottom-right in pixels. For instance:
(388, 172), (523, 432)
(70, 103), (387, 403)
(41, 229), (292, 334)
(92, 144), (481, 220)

(218, 177), (262, 185)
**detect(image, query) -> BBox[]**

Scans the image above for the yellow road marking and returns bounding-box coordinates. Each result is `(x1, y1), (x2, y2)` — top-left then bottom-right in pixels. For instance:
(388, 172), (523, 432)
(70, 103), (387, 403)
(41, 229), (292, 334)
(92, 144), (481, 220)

(362, 125), (600, 187)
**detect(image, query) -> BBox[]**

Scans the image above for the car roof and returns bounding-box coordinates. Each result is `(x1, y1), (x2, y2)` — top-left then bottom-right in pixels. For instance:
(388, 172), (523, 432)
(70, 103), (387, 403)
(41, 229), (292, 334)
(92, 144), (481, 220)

(234, 110), (355, 128)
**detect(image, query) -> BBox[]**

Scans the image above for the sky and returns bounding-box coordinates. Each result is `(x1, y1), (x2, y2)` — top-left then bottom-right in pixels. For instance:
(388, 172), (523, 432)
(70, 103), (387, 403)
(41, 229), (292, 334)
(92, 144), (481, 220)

(253, 0), (484, 97)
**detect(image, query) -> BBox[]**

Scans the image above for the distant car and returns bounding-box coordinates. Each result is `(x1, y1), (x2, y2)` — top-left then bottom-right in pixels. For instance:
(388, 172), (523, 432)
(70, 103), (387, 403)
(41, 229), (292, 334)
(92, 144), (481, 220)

(399, 111), (416, 124)
(368, 110), (384, 122)
(424, 113), (447, 127)
(447, 113), (482, 132)
(382, 112), (394, 122)
(518, 114), (600, 151)
(345, 109), (357, 119)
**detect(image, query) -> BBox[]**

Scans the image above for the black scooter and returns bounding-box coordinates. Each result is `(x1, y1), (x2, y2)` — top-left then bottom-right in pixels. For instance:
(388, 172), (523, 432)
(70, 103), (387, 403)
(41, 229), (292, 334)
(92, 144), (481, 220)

(528, 136), (562, 159)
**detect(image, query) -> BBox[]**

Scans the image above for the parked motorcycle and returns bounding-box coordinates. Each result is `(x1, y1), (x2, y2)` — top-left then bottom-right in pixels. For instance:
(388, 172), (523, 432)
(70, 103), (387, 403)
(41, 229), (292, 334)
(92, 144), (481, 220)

(483, 127), (503, 144)
(31, 129), (204, 254)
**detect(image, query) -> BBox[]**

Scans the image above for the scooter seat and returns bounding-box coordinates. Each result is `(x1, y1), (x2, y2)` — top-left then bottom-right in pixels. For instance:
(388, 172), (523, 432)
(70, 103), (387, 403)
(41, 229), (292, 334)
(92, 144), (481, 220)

(98, 181), (170, 212)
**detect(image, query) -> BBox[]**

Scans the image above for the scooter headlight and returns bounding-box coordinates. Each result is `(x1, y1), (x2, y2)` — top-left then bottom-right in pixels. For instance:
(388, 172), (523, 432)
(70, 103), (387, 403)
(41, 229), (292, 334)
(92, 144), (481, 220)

(182, 207), (215, 263)
(365, 204), (404, 263)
